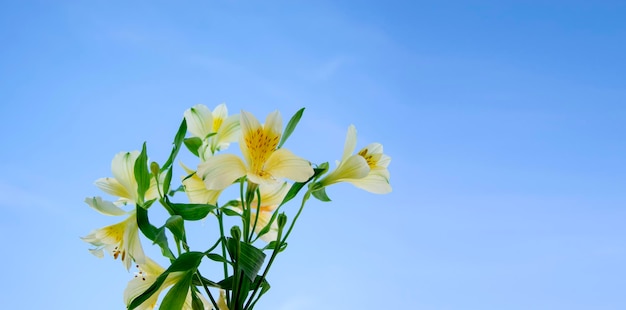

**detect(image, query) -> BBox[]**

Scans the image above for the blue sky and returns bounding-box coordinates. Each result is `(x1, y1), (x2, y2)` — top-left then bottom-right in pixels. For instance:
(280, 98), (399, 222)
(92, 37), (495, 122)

(1, 1), (625, 309)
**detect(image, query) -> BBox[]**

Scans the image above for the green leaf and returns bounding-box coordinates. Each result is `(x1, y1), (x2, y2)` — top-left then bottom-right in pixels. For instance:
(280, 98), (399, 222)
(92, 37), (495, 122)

(165, 215), (185, 243)
(217, 275), (265, 291)
(249, 279), (271, 309)
(168, 185), (184, 196)
(136, 205), (175, 260)
(206, 253), (232, 265)
(161, 118), (188, 172)
(277, 107), (304, 149)
(134, 143), (151, 205)
(159, 271), (193, 310)
(225, 238), (266, 281)
(162, 167), (173, 198)
(191, 274), (221, 288)
(167, 202), (216, 221)
(168, 251), (205, 272)
(184, 137), (203, 157)
(312, 187), (331, 202)
(263, 241), (288, 252)
(279, 166), (327, 207)
(221, 207), (242, 217)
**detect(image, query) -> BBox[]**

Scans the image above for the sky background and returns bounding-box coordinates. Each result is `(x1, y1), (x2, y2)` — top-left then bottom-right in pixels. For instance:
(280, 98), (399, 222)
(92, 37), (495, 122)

(1, 1), (625, 309)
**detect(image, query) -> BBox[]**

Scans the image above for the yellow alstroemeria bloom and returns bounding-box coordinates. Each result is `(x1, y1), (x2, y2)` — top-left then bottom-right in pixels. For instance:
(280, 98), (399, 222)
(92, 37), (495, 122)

(94, 151), (160, 205)
(81, 197), (145, 270)
(198, 110), (314, 190)
(123, 257), (212, 310)
(320, 125), (391, 194)
(180, 162), (222, 205)
(232, 182), (289, 242)
(184, 103), (240, 160)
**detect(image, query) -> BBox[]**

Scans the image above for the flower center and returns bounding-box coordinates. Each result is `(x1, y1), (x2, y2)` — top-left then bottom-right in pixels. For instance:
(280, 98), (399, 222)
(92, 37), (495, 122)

(358, 148), (381, 169)
(245, 127), (280, 176)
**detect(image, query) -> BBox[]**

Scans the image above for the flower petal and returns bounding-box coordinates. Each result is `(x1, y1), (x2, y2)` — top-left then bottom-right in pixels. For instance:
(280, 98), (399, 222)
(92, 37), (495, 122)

(124, 213), (146, 267)
(256, 182), (289, 209)
(253, 211), (278, 242)
(214, 114), (241, 151)
(263, 148), (314, 183)
(95, 177), (132, 200)
(111, 151), (140, 201)
(88, 248), (104, 258)
(347, 168), (392, 194)
(180, 162), (222, 204)
(198, 154), (247, 190)
(321, 155), (370, 186)
(184, 104), (213, 139)
(341, 125), (358, 162)
(85, 196), (127, 216)
(264, 110), (282, 138)
(212, 103), (228, 132)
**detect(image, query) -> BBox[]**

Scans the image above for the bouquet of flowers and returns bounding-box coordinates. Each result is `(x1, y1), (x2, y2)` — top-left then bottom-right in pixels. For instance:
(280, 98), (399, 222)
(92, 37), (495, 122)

(82, 104), (391, 309)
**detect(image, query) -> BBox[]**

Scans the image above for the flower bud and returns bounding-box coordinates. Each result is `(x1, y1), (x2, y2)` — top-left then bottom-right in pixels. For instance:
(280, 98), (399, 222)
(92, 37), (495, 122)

(230, 225), (241, 241)
(150, 161), (160, 178)
(277, 213), (287, 230)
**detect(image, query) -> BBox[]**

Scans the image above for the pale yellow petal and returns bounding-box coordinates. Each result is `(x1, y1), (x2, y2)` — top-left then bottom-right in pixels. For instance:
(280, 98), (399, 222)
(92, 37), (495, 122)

(361, 142), (383, 155)
(124, 274), (160, 309)
(183, 173), (222, 205)
(264, 110), (283, 138)
(211, 103), (228, 132)
(95, 177), (132, 200)
(378, 154), (391, 168)
(341, 125), (358, 162)
(181, 162), (221, 204)
(321, 155), (370, 186)
(263, 148), (314, 183)
(124, 213), (146, 267)
(253, 211), (278, 242)
(214, 114), (241, 151)
(256, 182), (289, 208)
(184, 104), (213, 139)
(240, 110), (262, 137)
(198, 154), (246, 190)
(347, 168), (392, 194)
(239, 111), (261, 165)
(84, 196), (126, 216)
(111, 151), (140, 201)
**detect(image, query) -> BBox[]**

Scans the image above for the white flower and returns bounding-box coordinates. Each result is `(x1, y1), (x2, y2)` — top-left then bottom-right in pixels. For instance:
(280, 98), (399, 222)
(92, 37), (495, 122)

(81, 197), (145, 270)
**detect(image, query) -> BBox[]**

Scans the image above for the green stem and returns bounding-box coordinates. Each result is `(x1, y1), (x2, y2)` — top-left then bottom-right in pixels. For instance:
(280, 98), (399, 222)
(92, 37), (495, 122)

(240, 179), (250, 243)
(217, 209), (231, 306)
(195, 271), (219, 309)
(244, 191), (310, 309)
(249, 187), (262, 242)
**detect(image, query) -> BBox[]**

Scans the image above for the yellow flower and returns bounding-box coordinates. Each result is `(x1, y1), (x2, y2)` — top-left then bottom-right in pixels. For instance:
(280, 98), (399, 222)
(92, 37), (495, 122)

(180, 162), (222, 205)
(123, 257), (212, 310)
(81, 197), (145, 270)
(184, 103), (240, 160)
(94, 151), (160, 205)
(320, 125), (391, 194)
(198, 110), (313, 190)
